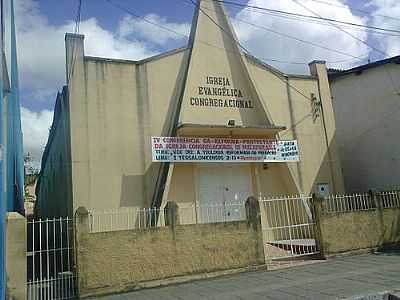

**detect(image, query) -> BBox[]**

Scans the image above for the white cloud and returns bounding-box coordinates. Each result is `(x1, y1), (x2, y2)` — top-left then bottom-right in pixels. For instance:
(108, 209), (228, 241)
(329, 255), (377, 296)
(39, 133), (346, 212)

(15, 0), (187, 103)
(21, 107), (53, 169)
(367, 0), (400, 57)
(232, 0), (370, 73)
(15, 0), (189, 167)
(119, 14), (190, 46)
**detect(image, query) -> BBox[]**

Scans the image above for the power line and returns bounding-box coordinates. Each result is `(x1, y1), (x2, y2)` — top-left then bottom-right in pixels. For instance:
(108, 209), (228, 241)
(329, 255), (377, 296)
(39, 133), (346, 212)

(183, 0), (370, 64)
(68, 0), (83, 83)
(102, 0), (310, 66)
(74, 0), (82, 33)
(106, 0), (371, 67)
(186, 0), (318, 105)
(225, 5), (400, 38)
(291, 0), (400, 93)
(184, 0), (380, 154)
(289, 0), (400, 146)
(279, 112), (313, 138)
(106, 0), (400, 171)
(213, 0), (400, 35)
(291, 0), (390, 57)
(104, 0), (188, 38)
(304, 0), (400, 22)
(105, 0), (379, 104)
(225, 12), (366, 59)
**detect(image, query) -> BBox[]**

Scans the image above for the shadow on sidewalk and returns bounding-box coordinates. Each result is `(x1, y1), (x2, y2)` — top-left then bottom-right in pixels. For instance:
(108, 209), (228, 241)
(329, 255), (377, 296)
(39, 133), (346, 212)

(373, 243), (400, 256)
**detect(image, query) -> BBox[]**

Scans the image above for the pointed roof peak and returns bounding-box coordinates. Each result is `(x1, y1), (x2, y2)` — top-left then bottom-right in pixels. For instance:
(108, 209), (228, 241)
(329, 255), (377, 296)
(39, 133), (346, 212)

(188, 0), (241, 52)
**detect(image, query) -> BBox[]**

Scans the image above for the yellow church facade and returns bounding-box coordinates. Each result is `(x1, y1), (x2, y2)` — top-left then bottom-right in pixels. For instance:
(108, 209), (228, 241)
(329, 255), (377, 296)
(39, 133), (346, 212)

(36, 0), (344, 218)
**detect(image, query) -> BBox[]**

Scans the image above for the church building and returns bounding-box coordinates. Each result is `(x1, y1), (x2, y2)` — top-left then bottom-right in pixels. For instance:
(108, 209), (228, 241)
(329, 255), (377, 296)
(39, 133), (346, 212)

(36, 0), (344, 218)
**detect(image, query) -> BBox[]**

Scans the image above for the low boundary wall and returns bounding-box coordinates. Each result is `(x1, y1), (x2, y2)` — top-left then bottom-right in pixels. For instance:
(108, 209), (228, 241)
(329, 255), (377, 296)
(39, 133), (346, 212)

(75, 199), (264, 298)
(315, 194), (400, 256)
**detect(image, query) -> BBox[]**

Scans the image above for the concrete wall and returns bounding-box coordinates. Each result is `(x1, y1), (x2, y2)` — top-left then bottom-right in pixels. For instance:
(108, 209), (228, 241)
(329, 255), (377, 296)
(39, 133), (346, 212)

(315, 199), (400, 256)
(65, 34), (188, 213)
(75, 201), (264, 297)
(330, 63), (400, 192)
(6, 213), (26, 300)
(231, 58), (345, 197)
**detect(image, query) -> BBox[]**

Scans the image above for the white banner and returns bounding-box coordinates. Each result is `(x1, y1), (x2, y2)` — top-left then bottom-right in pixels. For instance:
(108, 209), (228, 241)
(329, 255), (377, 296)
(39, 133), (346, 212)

(151, 137), (299, 163)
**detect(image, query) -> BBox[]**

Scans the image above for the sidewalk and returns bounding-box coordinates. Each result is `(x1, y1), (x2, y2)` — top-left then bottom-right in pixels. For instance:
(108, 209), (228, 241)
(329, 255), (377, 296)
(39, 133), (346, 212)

(89, 250), (400, 300)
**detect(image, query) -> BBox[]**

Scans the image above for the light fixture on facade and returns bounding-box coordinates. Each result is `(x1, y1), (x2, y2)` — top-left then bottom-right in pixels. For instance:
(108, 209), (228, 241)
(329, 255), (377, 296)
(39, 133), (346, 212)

(227, 119), (235, 127)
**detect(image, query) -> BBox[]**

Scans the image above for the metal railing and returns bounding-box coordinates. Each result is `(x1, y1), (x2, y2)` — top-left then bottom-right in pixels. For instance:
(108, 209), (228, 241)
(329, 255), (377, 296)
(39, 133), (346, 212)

(178, 202), (246, 224)
(27, 217), (77, 300)
(259, 195), (319, 260)
(380, 191), (400, 209)
(325, 193), (375, 213)
(88, 207), (165, 233)
(88, 202), (247, 232)
(325, 190), (400, 213)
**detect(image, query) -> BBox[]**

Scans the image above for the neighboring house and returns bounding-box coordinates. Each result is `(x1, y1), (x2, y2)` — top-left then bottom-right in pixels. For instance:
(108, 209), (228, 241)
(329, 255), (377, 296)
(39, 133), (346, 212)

(0, 0), (24, 298)
(36, 0), (344, 219)
(329, 56), (400, 192)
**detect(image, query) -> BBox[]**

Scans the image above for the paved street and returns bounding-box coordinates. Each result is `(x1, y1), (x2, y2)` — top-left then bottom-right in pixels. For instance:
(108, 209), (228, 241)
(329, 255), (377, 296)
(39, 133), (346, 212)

(90, 250), (400, 300)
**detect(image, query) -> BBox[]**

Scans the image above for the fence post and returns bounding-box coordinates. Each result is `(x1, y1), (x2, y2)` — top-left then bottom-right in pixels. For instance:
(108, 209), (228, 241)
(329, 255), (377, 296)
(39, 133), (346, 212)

(369, 190), (382, 211)
(313, 194), (327, 259)
(369, 190), (385, 247)
(164, 201), (179, 227)
(245, 196), (265, 264)
(74, 206), (90, 298)
(245, 196), (260, 224)
(6, 212), (26, 300)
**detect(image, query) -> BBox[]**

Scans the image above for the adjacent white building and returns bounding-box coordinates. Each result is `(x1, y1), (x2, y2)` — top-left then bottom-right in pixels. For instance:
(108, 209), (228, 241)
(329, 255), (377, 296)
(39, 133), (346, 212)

(329, 56), (400, 192)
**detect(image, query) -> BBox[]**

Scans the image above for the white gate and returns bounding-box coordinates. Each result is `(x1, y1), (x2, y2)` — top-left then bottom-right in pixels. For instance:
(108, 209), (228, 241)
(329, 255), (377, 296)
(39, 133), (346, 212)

(27, 217), (77, 300)
(259, 195), (319, 260)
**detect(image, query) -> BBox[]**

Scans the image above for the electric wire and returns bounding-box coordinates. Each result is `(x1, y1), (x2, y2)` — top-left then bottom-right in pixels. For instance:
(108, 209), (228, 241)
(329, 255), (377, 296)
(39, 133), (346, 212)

(291, 0), (400, 93)
(302, 0), (400, 22)
(105, 0), (370, 66)
(195, 2), (371, 65)
(105, 0), (399, 139)
(186, 0), (400, 149)
(291, 0), (390, 57)
(223, 5), (400, 39)
(74, 0), (82, 33)
(205, 5), (367, 60)
(279, 112), (313, 138)
(212, 0), (400, 35)
(68, 0), (82, 86)
(226, 6), (400, 38)
(186, 0), (322, 104)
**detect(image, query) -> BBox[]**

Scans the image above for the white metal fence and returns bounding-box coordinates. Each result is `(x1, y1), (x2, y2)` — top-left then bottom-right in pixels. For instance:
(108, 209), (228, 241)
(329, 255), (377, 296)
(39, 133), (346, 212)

(259, 195), (319, 260)
(178, 202), (246, 224)
(380, 191), (400, 209)
(88, 207), (165, 233)
(326, 193), (375, 213)
(27, 217), (77, 300)
(88, 202), (247, 233)
(325, 190), (400, 213)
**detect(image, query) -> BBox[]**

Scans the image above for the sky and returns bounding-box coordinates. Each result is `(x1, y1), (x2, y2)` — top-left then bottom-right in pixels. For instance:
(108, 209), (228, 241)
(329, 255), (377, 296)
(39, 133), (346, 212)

(15, 0), (400, 169)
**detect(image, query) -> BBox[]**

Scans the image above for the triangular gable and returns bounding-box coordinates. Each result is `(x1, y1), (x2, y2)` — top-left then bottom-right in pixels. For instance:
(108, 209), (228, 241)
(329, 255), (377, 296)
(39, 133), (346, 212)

(178, 0), (273, 127)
